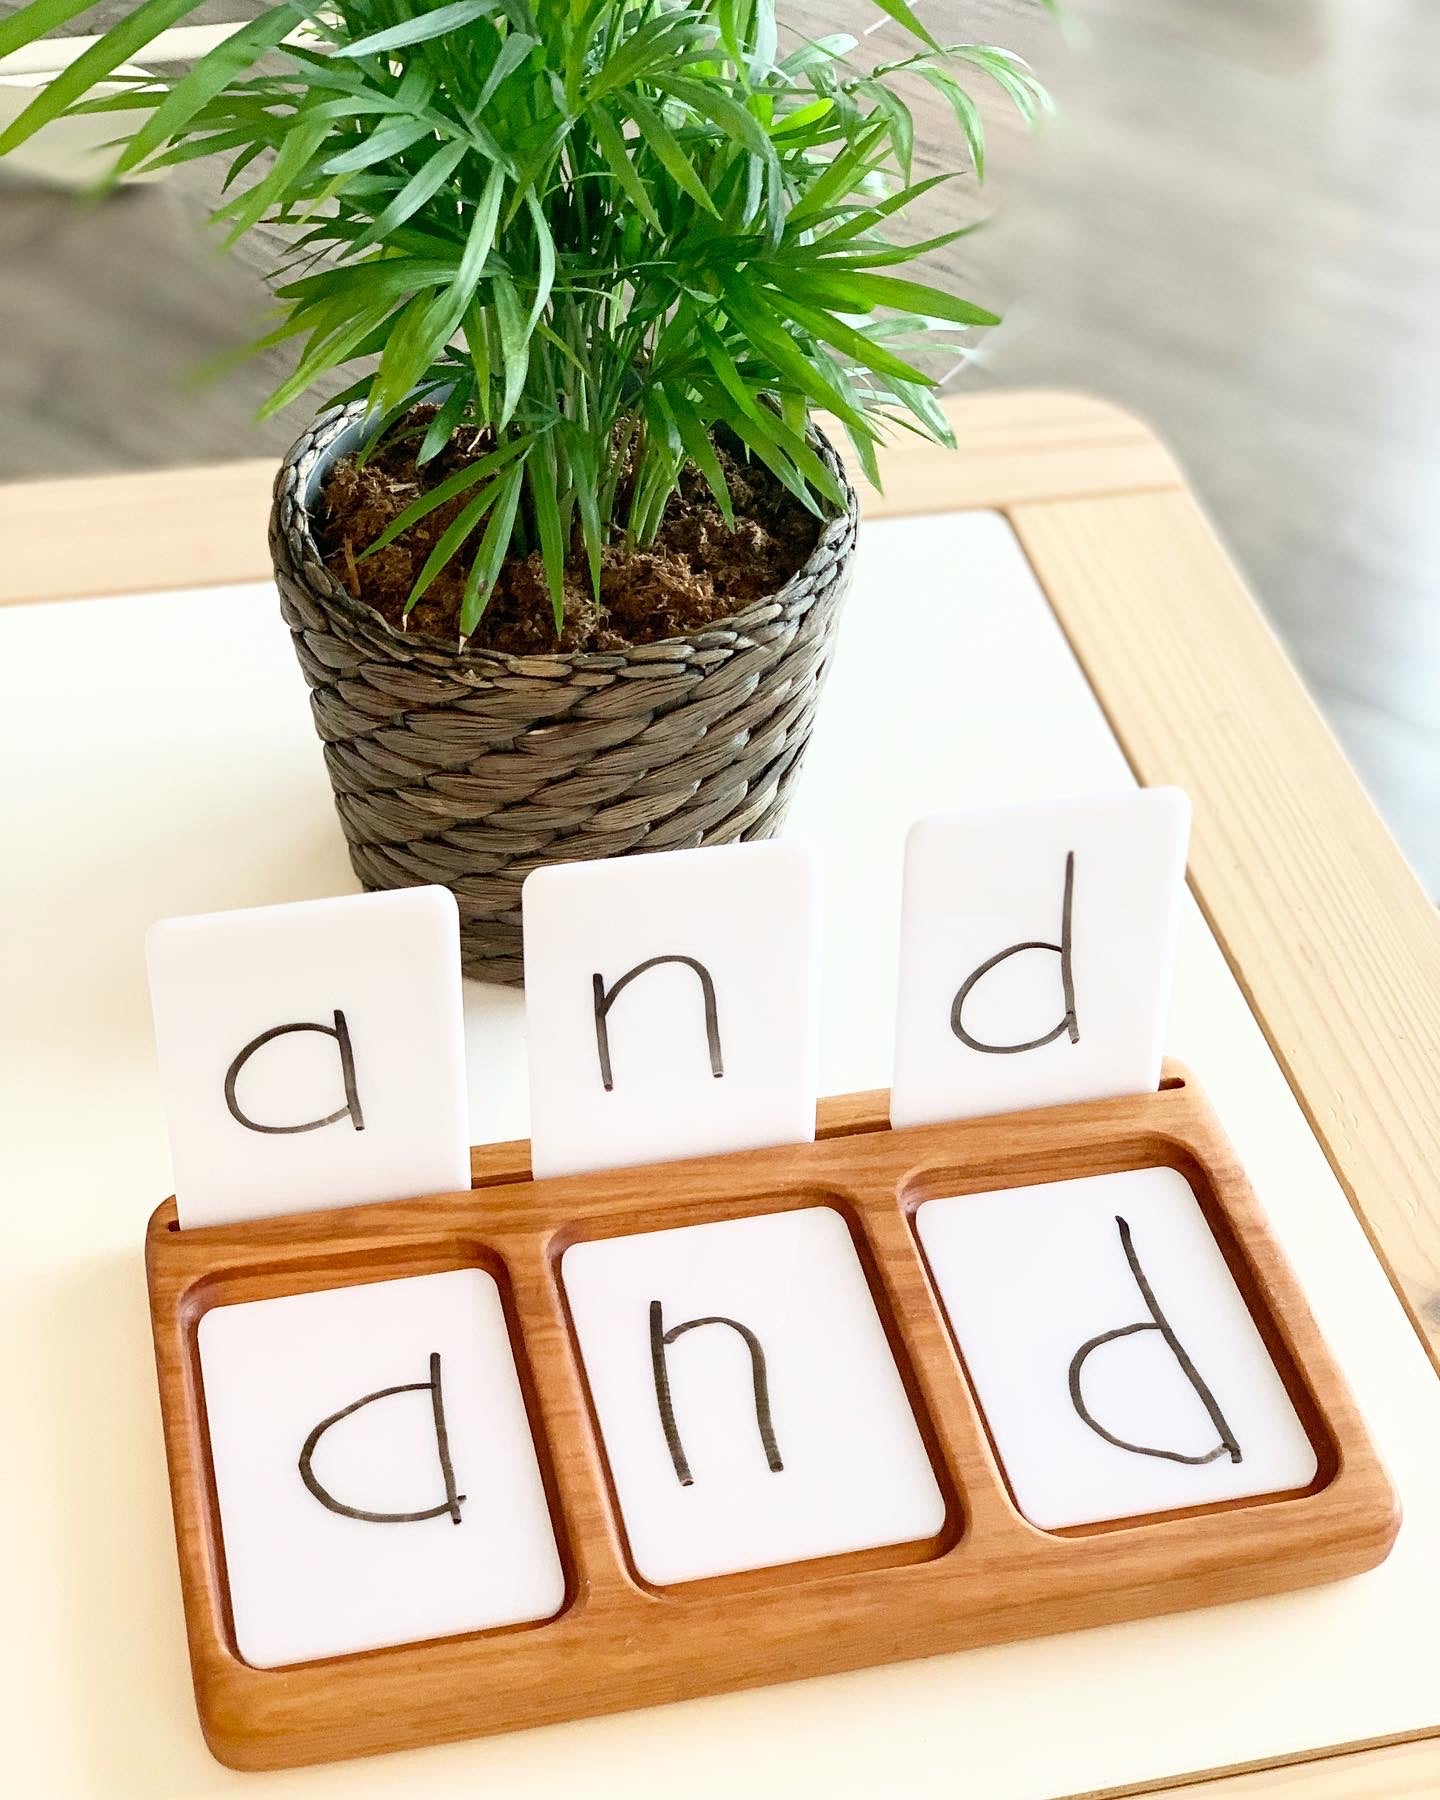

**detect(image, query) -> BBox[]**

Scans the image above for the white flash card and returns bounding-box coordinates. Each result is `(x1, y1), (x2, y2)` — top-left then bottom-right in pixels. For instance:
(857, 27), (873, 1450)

(916, 1168), (1318, 1529)
(147, 886), (470, 1228)
(198, 1269), (565, 1667)
(891, 789), (1191, 1128)
(522, 842), (821, 1180)
(563, 1208), (946, 1584)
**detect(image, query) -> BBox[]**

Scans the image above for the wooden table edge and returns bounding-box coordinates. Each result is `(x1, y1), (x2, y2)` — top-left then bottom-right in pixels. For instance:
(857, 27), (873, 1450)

(0, 388), (1180, 608)
(5, 387), (1437, 1796)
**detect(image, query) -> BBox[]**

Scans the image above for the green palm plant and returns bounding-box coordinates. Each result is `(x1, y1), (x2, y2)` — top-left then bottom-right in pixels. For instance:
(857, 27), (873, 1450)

(0, 1), (1049, 637)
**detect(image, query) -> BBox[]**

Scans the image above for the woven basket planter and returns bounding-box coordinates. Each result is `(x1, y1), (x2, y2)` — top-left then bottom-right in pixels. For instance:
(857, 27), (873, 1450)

(271, 400), (859, 984)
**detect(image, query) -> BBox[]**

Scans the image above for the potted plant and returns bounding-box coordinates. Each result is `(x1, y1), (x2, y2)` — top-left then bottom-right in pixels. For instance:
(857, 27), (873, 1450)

(0, 1), (1048, 981)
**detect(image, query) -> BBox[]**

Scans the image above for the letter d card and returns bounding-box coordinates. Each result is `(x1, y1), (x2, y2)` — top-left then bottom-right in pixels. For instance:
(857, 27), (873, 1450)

(891, 789), (1191, 1128)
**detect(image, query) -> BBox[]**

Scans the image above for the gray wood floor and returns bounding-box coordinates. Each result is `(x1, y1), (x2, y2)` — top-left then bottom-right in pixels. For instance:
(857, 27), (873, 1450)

(2, 0), (1436, 889)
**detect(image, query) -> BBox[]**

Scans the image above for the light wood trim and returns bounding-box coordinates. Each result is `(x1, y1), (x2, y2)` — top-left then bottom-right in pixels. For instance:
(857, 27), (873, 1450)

(1011, 492), (1440, 1370)
(1139, 1735), (1440, 1797)
(0, 391), (1178, 607)
(147, 1076), (1393, 1771)
(0, 459), (278, 606)
(852, 387), (1183, 515)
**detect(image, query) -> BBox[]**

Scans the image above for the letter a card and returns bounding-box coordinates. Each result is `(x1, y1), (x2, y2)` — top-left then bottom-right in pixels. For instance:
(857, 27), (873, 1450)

(523, 842), (822, 1179)
(891, 789), (1191, 1128)
(198, 1270), (565, 1666)
(146, 887), (470, 1228)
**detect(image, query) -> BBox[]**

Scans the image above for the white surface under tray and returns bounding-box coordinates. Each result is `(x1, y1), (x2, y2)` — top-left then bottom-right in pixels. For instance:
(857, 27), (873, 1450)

(2, 508), (1438, 1800)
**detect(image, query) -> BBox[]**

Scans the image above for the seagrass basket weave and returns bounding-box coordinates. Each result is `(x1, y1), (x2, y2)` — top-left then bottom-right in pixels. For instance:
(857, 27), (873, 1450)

(271, 401), (859, 983)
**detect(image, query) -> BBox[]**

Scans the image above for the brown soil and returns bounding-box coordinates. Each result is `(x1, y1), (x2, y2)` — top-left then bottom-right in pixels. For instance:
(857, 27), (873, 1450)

(315, 408), (824, 653)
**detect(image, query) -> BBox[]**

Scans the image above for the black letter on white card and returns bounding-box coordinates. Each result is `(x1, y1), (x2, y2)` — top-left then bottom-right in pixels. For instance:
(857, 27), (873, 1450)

(592, 956), (724, 1092)
(951, 851), (1080, 1054)
(224, 1009), (365, 1134)
(1068, 1215), (1242, 1466)
(298, 1351), (465, 1523)
(649, 1300), (782, 1486)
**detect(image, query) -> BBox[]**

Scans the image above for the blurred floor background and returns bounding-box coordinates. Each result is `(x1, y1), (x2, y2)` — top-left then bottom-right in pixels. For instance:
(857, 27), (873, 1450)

(2, 0), (1436, 889)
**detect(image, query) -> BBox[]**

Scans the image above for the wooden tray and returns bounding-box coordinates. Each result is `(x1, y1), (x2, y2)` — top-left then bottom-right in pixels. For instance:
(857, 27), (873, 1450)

(145, 1065), (1398, 1772)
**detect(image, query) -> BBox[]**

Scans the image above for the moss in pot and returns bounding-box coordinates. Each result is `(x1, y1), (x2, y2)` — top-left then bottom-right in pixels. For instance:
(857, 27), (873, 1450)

(1, 0), (1050, 981)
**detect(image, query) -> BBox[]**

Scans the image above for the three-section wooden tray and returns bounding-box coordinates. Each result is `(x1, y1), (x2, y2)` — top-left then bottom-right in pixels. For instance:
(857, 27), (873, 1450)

(145, 1064), (1398, 1772)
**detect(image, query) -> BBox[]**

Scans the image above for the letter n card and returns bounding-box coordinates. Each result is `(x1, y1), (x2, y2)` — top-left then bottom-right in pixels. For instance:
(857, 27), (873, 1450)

(522, 842), (821, 1179)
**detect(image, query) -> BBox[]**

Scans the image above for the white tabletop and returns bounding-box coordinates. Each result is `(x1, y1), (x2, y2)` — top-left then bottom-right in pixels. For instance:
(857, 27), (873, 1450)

(4, 509), (1438, 1799)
